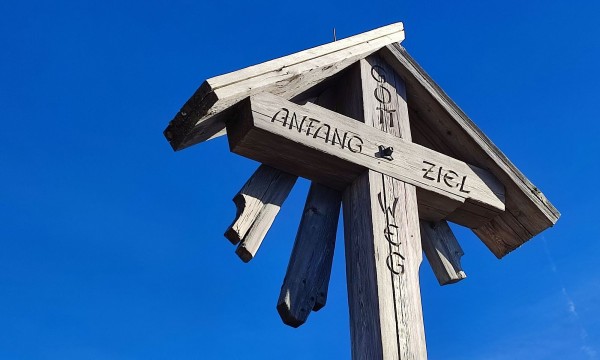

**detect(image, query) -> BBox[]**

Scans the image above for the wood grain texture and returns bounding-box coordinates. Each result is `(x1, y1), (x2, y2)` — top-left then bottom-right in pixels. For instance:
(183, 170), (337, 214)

(420, 220), (466, 285)
(379, 44), (560, 257)
(224, 164), (297, 262)
(226, 92), (506, 228)
(340, 56), (426, 360)
(277, 182), (341, 327)
(164, 23), (405, 150)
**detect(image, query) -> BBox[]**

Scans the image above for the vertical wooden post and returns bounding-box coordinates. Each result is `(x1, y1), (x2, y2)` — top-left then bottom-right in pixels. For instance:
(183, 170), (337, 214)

(339, 56), (427, 359)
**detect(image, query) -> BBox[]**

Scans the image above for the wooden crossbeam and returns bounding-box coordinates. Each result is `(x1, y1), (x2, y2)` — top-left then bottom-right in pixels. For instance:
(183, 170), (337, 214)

(226, 93), (505, 228)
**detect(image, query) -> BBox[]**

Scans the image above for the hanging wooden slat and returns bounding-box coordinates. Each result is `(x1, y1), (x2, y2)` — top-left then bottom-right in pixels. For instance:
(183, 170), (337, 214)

(277, 182), (341, 327)
(420, 220), (466, 285)
(225, 164), (297, 262)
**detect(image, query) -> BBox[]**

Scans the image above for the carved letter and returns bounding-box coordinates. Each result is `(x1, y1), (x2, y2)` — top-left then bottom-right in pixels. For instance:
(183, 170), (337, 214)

(386, 252), (405, 275)
(384, 223), (401, 246)
(459, 176), (470, 193)
(377, 192), (399, 218)
(313, 123), (331, 143)
(370, 65), (387, 83)
(330, 128), (347, 149)
(444, 170), (459, 188)
(305, 118), (320, 137)
(347, 135), (364, 153)
(374, 85), (392, 104)
(422, 161), (436, 181)
(289, 113), (306, 133)
(272, 108), (290, 126)
(377, 106), (396, 127)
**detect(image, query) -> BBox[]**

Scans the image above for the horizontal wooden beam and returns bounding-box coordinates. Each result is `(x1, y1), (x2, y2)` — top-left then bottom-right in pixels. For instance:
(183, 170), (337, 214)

(226, 93), (506, 228)
(164, 23), (405, 150)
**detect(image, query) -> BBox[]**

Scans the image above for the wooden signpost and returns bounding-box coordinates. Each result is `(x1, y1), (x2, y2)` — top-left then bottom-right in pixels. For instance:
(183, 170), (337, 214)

(164, 23), (559, 359)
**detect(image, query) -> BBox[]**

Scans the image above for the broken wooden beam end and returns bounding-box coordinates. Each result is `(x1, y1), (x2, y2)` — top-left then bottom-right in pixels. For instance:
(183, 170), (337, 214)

(277, 182), (341, 327)
(420, 220), (467, 286)
(224, 164), (297, 262)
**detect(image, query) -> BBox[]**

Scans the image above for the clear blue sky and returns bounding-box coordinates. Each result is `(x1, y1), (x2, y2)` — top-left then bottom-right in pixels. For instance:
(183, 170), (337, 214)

(1, 0), (599, 359)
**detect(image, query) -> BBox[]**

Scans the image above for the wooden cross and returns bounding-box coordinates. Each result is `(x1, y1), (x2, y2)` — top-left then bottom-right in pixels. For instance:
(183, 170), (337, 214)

(164, 23), (559, 359)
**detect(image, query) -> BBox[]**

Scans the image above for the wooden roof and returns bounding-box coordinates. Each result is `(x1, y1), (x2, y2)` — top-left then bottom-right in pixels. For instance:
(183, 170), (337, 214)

(378, 44), (559, 257)
(164, 23), (406, 150)
(164, 24), (559, 258)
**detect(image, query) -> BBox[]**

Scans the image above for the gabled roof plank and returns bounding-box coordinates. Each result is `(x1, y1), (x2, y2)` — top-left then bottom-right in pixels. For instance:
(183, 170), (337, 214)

(164, 23), (406, 151)
(379, 44), (560, 257)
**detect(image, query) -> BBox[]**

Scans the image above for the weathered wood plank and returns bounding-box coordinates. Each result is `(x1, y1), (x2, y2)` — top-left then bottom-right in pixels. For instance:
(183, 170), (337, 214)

(225, 164), (296, 244)
(379, 44), (560, 257)
(224, 164), (297, 262)
(277, 182), (341, 327)
(226, 92), (506, 227)
(420, 220), (466, 285)
(164, 23), (406, 150)
(472, 213), (532, 257)
(344, 171), (428, 359)
(302, 102), (464, 224)
(339, 56), (426, 359)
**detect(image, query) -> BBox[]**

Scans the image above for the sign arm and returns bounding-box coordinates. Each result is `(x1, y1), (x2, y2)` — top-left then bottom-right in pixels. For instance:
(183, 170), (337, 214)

(226, 93), (506, 227)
